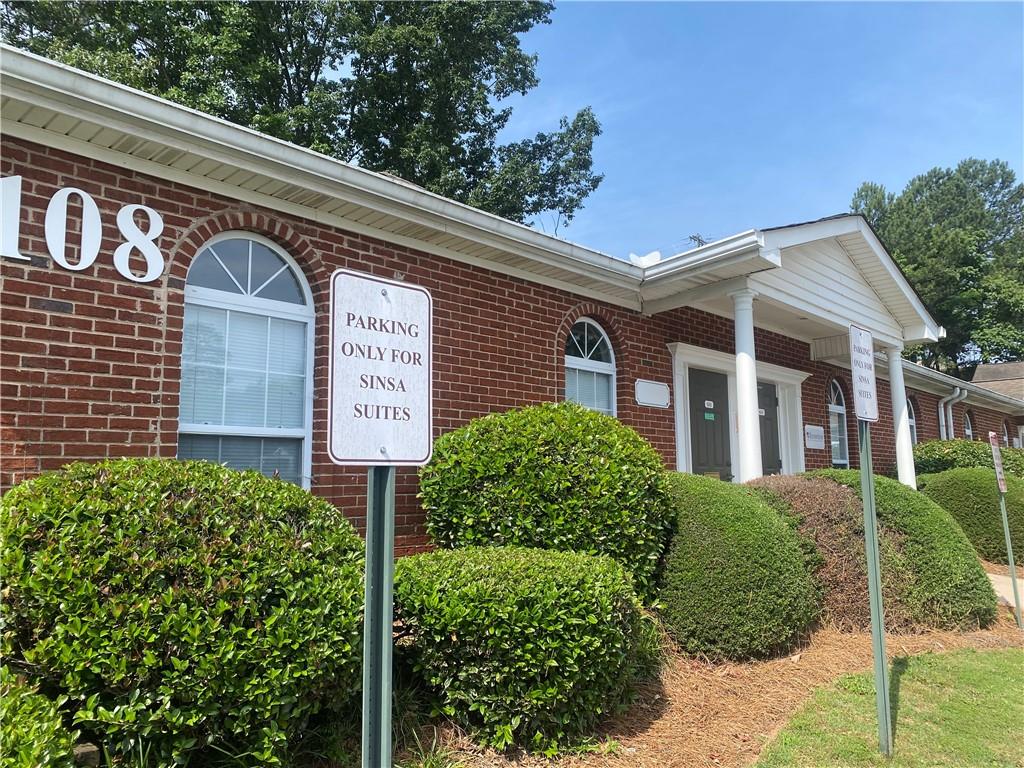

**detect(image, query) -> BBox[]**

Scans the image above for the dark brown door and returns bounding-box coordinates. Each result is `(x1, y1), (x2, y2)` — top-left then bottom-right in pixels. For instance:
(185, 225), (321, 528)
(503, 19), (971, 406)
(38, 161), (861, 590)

(689, 368), (732, 480)
(758, 381), (783, 475)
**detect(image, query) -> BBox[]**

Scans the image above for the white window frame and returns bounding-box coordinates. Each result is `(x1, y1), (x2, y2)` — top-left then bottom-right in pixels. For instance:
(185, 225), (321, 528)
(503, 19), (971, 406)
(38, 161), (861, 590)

(564, 318), (617, 416)
(1003, 421), (1010, 447)
(178, 231), (315, 488)
(907, 398), (918, 445)
(667, 342), (809, 478)
(828, 380), (850, 468)
(963, 411), (974, 441)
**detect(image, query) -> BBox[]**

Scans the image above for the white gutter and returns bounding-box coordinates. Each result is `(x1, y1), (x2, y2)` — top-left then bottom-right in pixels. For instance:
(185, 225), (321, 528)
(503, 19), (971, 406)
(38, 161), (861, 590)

(946, 388), (969, 437)
(937, 388), (959, 440)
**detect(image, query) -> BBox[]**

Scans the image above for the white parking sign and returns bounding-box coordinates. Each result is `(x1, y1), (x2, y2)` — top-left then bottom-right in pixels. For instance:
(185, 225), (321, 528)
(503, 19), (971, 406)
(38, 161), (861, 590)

(849, 325), (879, 422)
(327, 269), (432, 466)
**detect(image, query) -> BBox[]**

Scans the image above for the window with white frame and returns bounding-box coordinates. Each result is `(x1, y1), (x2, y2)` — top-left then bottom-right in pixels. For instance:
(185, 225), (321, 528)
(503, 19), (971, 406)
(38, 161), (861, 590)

(1003, 421), (1011, 447)
(963, 412), (974, 441)
(828, 380), (849, 467)
(907, 398), (918, 445)
(564, 319), (616, 415)
(177, 234), (313, 486)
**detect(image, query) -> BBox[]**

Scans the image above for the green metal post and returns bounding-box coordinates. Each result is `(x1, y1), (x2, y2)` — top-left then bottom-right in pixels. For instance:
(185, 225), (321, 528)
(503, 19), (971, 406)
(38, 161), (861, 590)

(858, 419), (893, 756)
(362, 465), (395, 768)
(999, 492), (1023, 629)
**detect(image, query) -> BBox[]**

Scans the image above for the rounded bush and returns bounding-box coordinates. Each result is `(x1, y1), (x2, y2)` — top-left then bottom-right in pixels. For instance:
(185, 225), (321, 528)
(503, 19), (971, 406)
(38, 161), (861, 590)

(1, 459), (365, 764)
(394, 546), (649, 753)
(0, 667), (77, 768)
(658, 474), (821, 660)
(814, 470), (996, 629)
(420, 402), (672, 597)
(913, 439), (1024, 477)
(918, 468), (1024, 564)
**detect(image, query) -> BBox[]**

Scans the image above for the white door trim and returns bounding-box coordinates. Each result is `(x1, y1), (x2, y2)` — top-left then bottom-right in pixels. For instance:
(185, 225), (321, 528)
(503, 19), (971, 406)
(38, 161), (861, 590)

(667, 342), (809, 478)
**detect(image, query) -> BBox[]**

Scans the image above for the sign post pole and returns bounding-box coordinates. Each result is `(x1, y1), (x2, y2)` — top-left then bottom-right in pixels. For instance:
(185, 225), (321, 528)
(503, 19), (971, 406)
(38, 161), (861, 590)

(327, 269), (433, 768)
(849, 325), (892, 757)
(362, 465), (396, 768)
(989, 432), (1022, 629)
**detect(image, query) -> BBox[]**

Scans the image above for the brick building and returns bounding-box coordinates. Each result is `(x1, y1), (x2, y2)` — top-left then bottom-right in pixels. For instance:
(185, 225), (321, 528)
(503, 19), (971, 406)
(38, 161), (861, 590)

(3, 47), (1022, 552)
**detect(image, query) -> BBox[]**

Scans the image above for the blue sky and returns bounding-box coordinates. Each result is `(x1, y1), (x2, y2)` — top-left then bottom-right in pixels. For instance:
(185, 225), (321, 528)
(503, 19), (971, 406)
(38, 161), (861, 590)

(497, 2), (1024, 259)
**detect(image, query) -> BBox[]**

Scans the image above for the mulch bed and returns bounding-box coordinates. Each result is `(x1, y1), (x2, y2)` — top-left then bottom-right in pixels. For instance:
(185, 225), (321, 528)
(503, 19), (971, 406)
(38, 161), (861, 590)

(434, 607), (1024, 768)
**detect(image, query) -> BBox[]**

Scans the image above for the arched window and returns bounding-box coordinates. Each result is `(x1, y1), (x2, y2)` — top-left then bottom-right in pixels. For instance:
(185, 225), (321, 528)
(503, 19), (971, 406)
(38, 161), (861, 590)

(828, 380), (849, 468)
(907, 398), (918, 445)
(963, 411), (974, 441)
(564, 318), (616, 415)
(177, 233), (314, 486)
(1003, 421), (1011, 447)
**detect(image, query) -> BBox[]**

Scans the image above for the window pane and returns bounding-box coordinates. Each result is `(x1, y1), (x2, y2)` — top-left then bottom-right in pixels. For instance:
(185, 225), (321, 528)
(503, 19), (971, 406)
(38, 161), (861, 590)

(269, 318), (306, 375)
(186, 251), (240, 293)
(830, 410), (848, 466)
(589, 335), (613, 364)
(249, 242), (287, 293)
(220, 436), (262, 472)
(224, 369), (267, 427)
(256, 267), (305, 304)
(209, 240), (250, 293)
(261, 438), (302, 485)
(177, 434), (219, 463)
(228, 312), (268, 370)
(267, 374), (304, 428)
(179, 364), (224, 424)
(595, 370), (612, 413)
(565, 367), (578, 402)
(566, 324), (587, 358)
(183, 305), (227, 365)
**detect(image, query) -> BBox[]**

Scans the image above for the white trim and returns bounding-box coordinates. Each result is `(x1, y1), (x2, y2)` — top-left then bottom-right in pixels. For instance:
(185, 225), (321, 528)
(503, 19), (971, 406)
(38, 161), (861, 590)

(827, 380), (851, 468)
(178, 232), (315, 488)
(666, 342), (807, 478)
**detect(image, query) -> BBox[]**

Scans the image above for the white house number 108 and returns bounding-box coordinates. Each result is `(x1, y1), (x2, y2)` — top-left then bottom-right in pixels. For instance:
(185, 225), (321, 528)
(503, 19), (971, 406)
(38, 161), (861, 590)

(1, 175), (166, 283)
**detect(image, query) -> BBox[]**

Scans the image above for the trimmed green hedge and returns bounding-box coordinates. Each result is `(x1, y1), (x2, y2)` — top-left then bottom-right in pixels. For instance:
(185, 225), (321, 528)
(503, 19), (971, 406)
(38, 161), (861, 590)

(0, 667), (77, 768)
(914, 439), (1024, 477)
(394, 546), (652, 753)
(918, 468), (1024, 564)
(420, 402), (672, 598)
(1, 459), (365, 764)
(658, 474), (821, 660)
(813, 470), (996, 629)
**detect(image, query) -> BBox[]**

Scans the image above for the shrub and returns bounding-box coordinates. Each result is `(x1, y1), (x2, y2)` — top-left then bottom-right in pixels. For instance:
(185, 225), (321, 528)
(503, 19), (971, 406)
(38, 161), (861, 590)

(913, 439), (1024, 477)
(658, 474), (821, 660)
(0, 667), (77, 768)
(393, 546), (648, 753)
(749, 475), (873, 630)
(420, 402), (672, 598)
(813, 470), (996, 629)
(918, 468), (1024, 564)
(1, 459), (365, 765)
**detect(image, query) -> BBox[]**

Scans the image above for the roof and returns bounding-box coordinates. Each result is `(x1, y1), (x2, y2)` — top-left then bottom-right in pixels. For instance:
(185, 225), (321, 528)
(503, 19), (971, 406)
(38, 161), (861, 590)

(903, 361), (1024, 416)
(0, 45), (951, 350)
(971, 362), (1024, 400)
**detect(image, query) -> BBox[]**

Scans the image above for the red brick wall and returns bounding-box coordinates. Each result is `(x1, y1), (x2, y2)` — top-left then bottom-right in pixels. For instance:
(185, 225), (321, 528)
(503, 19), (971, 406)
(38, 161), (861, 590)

(2, 138), (1019, 552)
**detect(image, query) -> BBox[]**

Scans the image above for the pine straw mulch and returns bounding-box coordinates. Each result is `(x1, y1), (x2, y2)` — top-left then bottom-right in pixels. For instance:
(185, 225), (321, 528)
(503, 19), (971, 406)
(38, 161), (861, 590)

(982, 559), (1014, 577)
(433, 608), (1024, 768)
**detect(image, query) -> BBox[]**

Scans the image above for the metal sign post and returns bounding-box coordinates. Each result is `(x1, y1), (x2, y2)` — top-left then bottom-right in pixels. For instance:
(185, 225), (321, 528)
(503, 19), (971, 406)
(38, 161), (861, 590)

(328, 269), (433, 768)
(989, 432), (1022, 629)
(849, 325), (893, 757)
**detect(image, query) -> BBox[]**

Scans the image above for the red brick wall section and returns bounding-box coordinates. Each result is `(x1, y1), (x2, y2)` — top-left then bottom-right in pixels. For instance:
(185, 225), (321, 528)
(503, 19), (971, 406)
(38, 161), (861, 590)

(3, 138), (1021, 552)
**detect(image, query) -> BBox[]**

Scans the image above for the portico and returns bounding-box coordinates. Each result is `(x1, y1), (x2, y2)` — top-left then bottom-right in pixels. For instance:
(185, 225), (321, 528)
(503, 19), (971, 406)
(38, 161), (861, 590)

(644, 215), (945, 486)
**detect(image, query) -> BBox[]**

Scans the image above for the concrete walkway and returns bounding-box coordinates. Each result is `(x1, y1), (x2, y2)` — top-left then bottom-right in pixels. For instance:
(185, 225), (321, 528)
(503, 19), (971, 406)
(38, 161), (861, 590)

(988, 572), (1024, 609)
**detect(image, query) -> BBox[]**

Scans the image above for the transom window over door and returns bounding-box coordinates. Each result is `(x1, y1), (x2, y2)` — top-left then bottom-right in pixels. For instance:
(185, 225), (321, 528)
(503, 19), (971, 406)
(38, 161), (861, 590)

(564, 318), (616, 415)
(828, 380), (849, 468)
(177, 234), (313, 486)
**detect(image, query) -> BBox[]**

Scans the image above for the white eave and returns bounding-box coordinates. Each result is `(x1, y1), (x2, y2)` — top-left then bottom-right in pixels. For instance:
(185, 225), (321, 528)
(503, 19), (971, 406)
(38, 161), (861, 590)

(901, 362), (1024, 416)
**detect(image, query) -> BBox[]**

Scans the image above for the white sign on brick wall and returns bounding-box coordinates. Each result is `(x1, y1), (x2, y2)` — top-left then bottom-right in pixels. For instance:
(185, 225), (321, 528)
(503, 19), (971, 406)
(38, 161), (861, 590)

(327, 269), (432, 466)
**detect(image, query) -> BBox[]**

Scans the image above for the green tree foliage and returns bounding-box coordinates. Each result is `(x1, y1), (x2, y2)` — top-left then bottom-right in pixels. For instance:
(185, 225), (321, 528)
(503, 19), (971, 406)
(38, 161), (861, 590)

(851, 159), (1024, 375)
(1, 0), (603, 229)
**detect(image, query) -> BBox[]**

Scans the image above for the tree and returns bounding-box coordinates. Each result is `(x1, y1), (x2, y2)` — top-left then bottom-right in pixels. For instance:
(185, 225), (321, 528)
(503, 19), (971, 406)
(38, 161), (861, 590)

(0, 0), (602, 228)
(852, 159), (1024, 377)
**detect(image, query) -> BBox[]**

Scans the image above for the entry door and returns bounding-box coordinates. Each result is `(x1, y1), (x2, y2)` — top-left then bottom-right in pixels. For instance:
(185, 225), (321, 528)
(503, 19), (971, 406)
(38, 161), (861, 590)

(689, 368), (732, 480)
(758, 382), (783, 475)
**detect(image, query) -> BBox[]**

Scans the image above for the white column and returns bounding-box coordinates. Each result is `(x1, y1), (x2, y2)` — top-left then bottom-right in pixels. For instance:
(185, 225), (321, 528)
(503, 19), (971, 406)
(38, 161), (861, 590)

(729, 288), (762, 482)
(888, 347), (916, 487)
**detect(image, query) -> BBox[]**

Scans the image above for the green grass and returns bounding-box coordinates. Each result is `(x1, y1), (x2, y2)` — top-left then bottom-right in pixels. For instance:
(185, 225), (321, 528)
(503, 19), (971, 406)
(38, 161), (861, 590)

(757, 648), (1024, 767)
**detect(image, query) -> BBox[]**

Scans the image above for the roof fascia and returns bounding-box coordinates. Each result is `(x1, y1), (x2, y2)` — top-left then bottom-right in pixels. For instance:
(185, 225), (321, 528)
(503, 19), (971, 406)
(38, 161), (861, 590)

(902, 361), (1024, 415)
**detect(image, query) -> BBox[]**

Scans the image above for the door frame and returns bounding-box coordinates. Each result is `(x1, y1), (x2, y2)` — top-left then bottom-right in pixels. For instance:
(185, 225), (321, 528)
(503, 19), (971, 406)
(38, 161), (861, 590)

(667, 342), (810, 479)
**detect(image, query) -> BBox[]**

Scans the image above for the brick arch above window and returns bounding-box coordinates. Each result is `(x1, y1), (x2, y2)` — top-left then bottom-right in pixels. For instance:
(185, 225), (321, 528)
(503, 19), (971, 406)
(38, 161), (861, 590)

(166, 209), (326, 303)
(555, 302), (631, 374)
